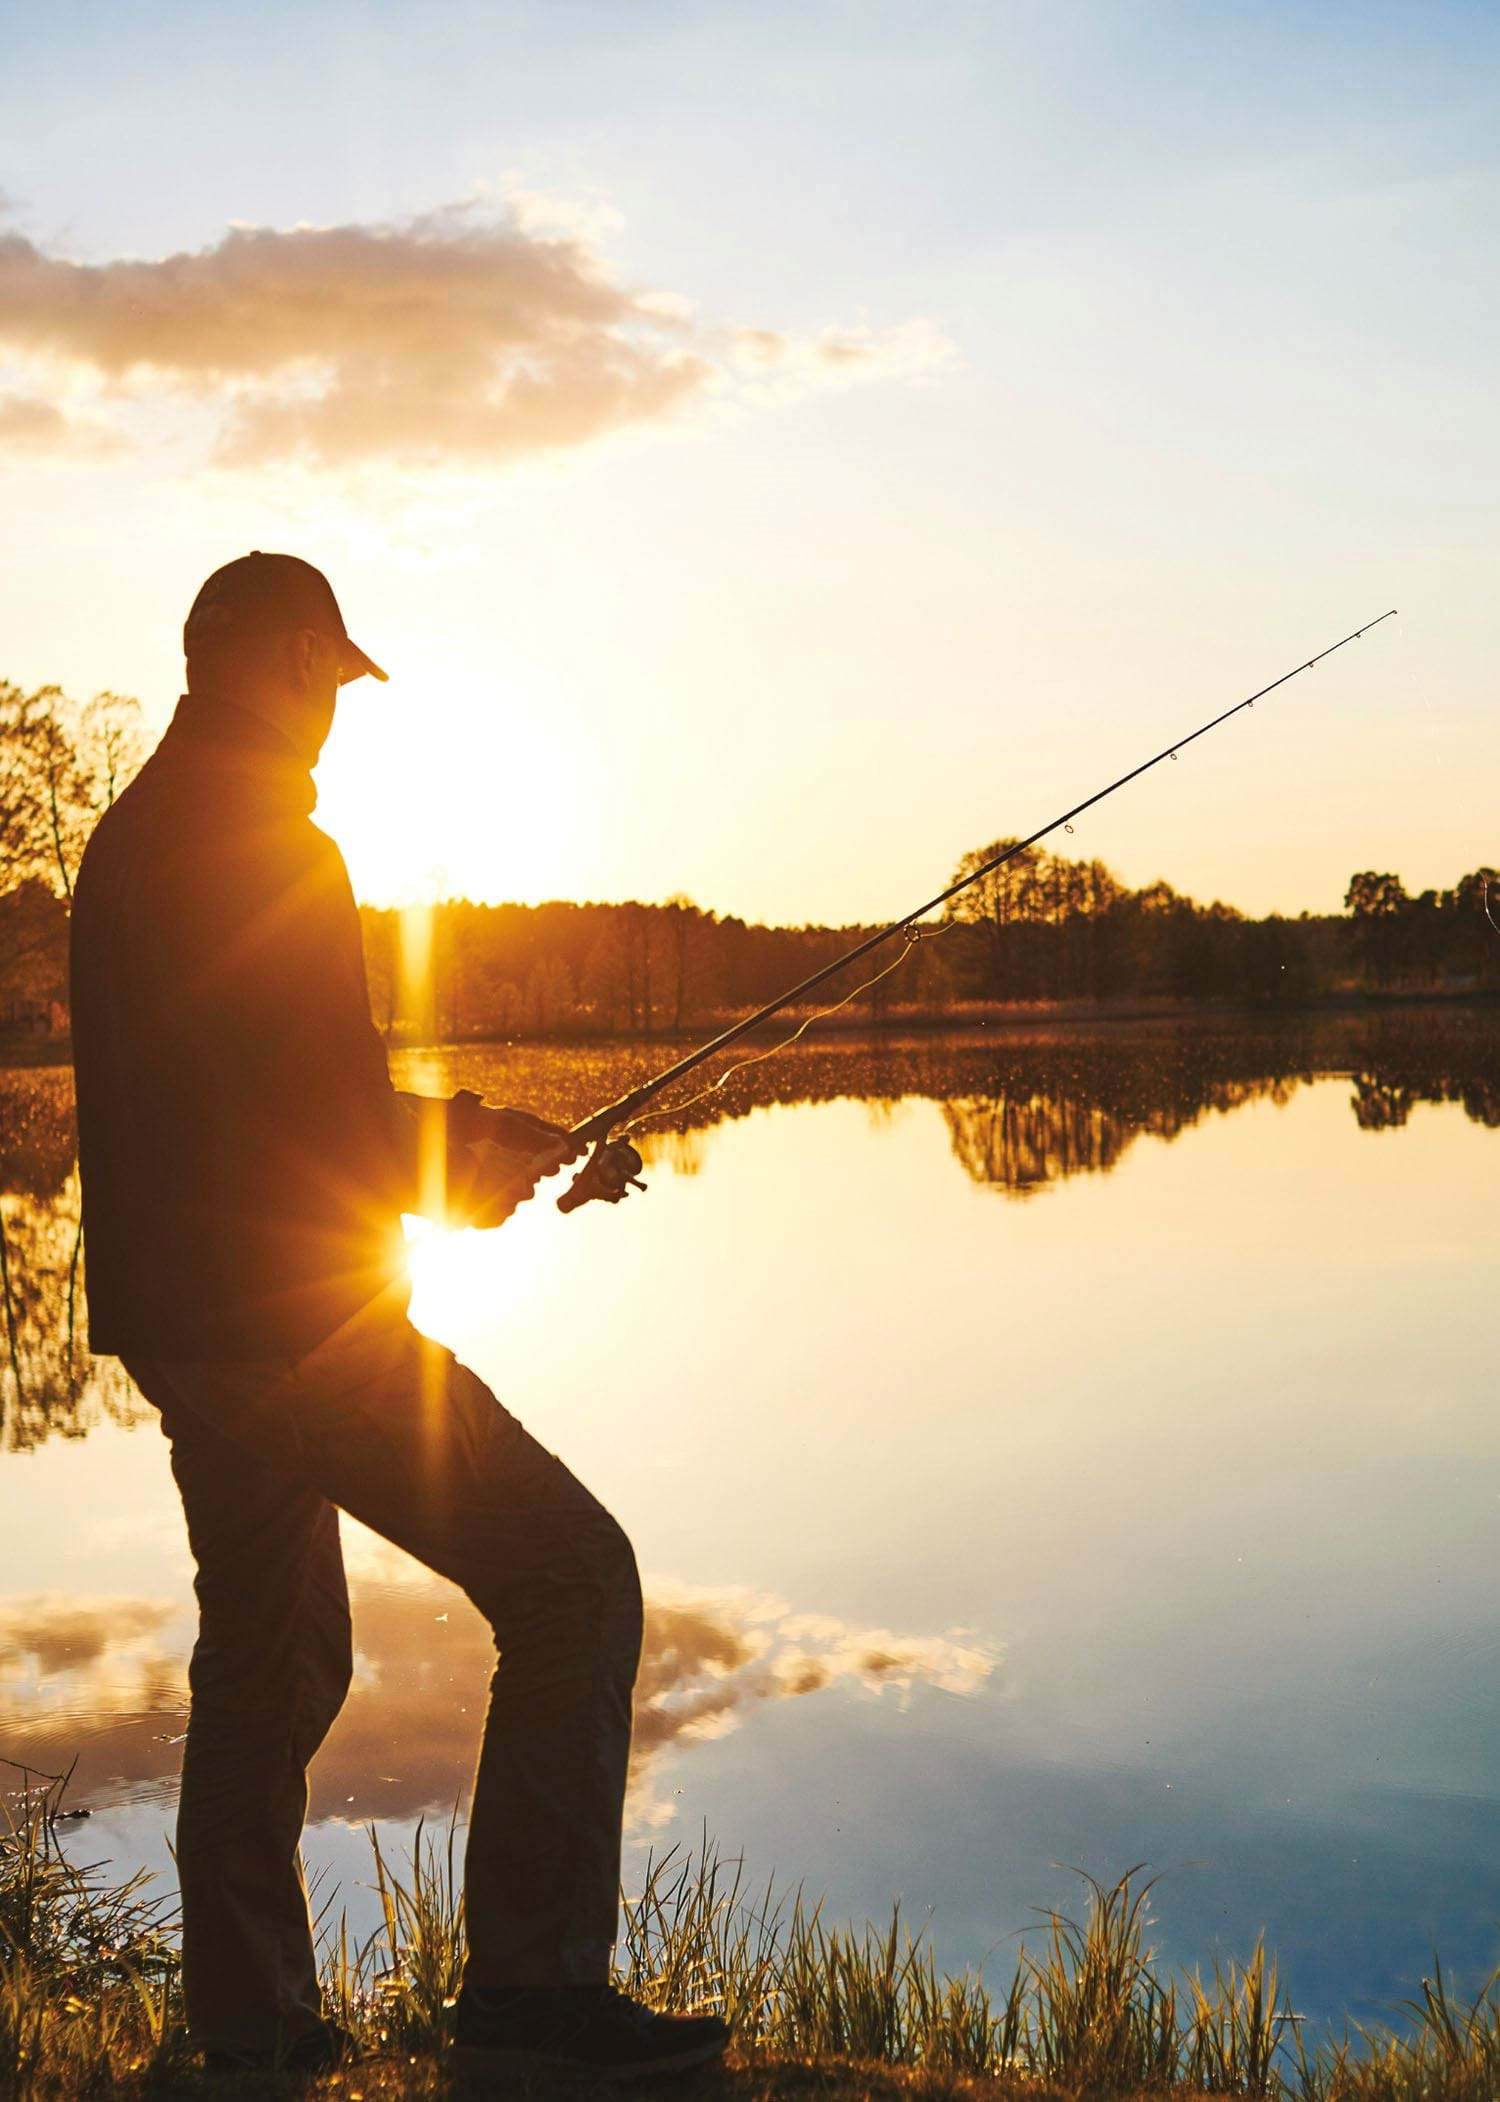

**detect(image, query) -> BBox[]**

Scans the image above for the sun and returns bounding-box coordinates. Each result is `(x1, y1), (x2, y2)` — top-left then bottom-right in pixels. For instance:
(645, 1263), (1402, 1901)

(312, 676), (598, 908)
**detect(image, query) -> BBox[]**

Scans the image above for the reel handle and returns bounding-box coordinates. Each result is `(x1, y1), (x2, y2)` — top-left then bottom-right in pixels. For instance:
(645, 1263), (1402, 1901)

(557, 1135), (646, 1214)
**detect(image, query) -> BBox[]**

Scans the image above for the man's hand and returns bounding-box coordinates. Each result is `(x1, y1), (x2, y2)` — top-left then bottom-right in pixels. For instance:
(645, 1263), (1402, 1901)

(455, 1103), (586, 1230)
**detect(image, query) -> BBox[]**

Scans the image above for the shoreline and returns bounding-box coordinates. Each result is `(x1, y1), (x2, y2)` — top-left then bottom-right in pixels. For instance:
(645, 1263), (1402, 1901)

(4, 1783), (1494, 2101)
(4, 987), (1497, 1071)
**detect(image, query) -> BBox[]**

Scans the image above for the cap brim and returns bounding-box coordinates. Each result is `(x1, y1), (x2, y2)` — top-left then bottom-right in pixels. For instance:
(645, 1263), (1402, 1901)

(340, 638), (389, 684)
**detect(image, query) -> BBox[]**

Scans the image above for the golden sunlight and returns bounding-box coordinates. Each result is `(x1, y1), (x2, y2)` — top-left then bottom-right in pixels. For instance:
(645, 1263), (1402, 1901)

(313, 665), (603, 908)
(404, 1214), (550, 1343)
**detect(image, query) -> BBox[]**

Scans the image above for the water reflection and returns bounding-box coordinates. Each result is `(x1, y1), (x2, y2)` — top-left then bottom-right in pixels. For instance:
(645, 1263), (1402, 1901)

(940, 1079), (1288, 1193)
(392, 1008), (1500, 1153)
(5, 1011), (1500, 2019)
(6, 1011), (1500, 1449)
(1351, 1070), (1500, 1130)
(0, 1069), (142, 1450)
(0, 1554), (994, 1830)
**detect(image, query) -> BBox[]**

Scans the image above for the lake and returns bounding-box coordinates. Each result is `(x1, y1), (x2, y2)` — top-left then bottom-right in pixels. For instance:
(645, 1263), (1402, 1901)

(3, 1010), (1498, 2028)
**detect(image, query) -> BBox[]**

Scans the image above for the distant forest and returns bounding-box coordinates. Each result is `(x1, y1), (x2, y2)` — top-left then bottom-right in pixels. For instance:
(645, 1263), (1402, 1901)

(357, 855), (1500, 1040)
(4, 678), (1499, 1039)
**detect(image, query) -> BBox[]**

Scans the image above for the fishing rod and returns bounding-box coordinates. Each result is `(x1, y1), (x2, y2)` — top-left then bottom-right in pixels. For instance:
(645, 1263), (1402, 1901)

(557, 608), (1398, 1212)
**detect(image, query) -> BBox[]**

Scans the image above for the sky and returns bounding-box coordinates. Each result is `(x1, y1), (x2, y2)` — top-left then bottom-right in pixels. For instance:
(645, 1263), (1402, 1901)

(0, 0), (1494, 924)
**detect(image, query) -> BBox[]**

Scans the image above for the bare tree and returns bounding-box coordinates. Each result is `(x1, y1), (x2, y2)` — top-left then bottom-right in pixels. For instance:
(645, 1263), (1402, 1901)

(79, 690), (144, 813)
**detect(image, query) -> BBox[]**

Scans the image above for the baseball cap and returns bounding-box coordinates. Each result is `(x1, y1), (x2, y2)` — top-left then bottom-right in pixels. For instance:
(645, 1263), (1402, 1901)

(183, 552), (388, 683)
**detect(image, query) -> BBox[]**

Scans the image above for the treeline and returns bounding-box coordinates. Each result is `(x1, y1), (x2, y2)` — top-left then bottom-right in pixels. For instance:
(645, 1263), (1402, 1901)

(359, 896), (961, 1039)
(3, 680), (1499, 1039)
(357, 843), (1500, 1040)
(937, 841), (1500, 1008)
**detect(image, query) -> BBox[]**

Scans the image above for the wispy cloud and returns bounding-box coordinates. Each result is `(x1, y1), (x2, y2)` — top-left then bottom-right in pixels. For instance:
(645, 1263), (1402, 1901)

(0, 392), (125, 456)
(724, 317), (957, 402)
(0, 198), (952, 469)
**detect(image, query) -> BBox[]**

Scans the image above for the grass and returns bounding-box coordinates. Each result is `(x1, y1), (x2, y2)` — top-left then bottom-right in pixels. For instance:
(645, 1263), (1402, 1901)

(4, 1772), (1500, 2100)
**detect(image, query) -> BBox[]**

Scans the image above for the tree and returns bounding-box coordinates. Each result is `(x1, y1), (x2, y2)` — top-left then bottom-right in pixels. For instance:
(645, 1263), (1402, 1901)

(79, 691), (144, 814)
(662, 894), (707, 1032)
(0, 881), (70, 1020)
(0, 682), (144, 900)
(945, 838), (1047, 999)
(0, 684), (144, 1027)
(1344, 870), (1411, 988)
(1344, 871), (1408, 919)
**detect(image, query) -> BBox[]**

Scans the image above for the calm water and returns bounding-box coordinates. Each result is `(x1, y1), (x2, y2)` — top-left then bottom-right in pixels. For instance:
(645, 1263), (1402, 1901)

(3, 1012), (1499, 2024)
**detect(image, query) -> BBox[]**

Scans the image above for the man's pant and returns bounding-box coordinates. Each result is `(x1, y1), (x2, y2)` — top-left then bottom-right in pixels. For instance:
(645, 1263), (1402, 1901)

(125, 1317), (643, 2062)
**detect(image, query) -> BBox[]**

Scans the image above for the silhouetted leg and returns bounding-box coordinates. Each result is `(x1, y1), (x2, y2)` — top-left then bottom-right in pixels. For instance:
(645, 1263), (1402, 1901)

(130, 1320), (641, 1993)
(278, 1319), (645, 1987)
(126, 1361), (353, 2060)
(456, 1434), (643, 1985)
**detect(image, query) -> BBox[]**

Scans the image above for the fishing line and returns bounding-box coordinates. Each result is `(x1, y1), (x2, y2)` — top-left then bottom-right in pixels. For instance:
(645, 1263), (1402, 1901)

(626, 924), (948, 1132)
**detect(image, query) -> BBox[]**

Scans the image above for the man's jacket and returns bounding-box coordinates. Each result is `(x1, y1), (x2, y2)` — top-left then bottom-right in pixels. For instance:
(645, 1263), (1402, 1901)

(71, 694), (417, 1360)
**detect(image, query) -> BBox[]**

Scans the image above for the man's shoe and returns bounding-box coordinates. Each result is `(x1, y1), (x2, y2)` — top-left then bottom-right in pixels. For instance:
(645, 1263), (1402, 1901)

(283, 2023), (358, 2075)
(204, 2020), (358, 2077)
(453, 1983), (729, 2081)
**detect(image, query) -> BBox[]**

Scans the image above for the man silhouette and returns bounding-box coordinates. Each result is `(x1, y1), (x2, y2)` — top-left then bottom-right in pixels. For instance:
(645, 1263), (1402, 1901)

(69, 553), (728, 2079)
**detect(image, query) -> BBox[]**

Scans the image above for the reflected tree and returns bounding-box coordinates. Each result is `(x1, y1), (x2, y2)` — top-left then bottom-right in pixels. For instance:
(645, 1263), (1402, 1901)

(1350, 1078), (1415, 1130)
(944, 1091), (1132, 1193)
(941, 1055), (1291, 1196)
(7, 1009), (1500, 1448)
(0, 1070), (143, 1451)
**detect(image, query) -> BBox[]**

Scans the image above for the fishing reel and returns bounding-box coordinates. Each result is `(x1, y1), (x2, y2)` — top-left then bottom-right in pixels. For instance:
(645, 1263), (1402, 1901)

(557, 1135), (646, 1215)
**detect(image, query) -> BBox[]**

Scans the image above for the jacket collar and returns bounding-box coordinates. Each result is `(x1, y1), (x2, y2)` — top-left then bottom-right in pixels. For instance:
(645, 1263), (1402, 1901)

(165, 693), (317, 815)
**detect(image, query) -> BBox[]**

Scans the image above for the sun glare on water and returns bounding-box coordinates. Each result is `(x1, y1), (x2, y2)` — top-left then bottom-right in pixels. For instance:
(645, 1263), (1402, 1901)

(395, 1050), (559, 1342)
(403, 1209), (556, 1343)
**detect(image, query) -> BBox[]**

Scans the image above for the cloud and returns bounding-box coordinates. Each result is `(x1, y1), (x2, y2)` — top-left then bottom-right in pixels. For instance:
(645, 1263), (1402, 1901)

(0, 392), (125, 456)
(724, 317), (957, 400)
(0, 203), (703, 469)
(0, 1566), (995, 1828)
(0, 200), (952, 469)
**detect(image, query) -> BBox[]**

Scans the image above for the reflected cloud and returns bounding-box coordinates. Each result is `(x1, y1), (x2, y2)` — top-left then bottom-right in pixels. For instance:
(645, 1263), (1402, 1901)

(626, 1584), (994, 1825)
(1, 1596), (174, 1678)
(0, 1594), (191, 1797)
(0, 1559), (996, 1831)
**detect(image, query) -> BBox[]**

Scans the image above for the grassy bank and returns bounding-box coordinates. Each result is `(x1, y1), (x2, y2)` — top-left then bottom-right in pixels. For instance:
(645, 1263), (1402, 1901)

(4, 1777), (1500, 2100)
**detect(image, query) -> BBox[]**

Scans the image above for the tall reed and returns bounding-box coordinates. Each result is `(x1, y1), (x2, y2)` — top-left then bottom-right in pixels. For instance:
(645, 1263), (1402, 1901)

(0, 1768), (180, 2099)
